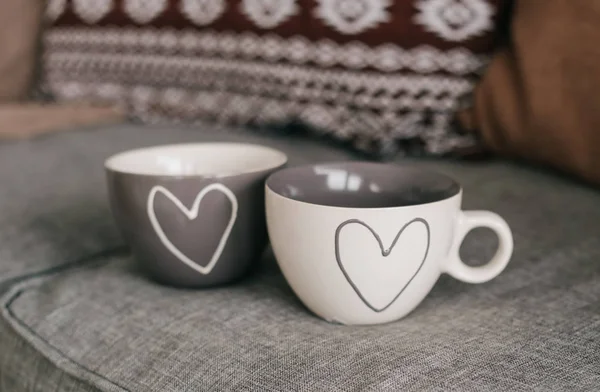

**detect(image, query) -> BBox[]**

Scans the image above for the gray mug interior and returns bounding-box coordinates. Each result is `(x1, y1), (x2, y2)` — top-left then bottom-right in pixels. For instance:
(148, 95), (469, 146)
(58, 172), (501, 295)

(266, 162), (461, 208)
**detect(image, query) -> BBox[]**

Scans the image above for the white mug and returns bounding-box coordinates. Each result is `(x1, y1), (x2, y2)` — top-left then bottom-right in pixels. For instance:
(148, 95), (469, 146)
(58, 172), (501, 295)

(265, 162), (513, 325)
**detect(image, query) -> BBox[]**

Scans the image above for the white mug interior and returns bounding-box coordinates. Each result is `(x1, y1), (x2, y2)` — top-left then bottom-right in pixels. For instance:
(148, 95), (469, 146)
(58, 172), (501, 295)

(105, 142), (288, 177)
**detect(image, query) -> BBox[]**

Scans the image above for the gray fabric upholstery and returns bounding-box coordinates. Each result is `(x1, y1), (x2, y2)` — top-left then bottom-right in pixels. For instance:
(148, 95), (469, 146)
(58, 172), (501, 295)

(0, 131), (120, 289)
(1, 124), (600, 391)
(0, 310), (100, 392)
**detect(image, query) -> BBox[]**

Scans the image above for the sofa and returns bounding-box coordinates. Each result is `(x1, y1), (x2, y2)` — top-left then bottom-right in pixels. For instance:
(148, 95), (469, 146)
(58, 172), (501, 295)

(2, 0), (600, 390)
(1, 122), (599, 391)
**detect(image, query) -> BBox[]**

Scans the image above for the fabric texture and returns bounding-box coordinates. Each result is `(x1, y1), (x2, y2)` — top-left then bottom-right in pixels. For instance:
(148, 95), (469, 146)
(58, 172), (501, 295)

(1, 124), (600, 391)
(42, 0), (510, 157)
(0, 297), (102, 392)
(458, 0), (600, 186)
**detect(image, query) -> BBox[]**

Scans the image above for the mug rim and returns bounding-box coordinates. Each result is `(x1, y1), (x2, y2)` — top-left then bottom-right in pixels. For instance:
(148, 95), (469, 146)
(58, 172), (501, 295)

(104, 142), (288, 179)
(265, 161), (463, 210)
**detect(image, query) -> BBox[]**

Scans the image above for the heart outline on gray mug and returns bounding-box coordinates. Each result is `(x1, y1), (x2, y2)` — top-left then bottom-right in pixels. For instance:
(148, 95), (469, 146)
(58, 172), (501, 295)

(147, 183), (238, 275)
(334, 217), (430, 312)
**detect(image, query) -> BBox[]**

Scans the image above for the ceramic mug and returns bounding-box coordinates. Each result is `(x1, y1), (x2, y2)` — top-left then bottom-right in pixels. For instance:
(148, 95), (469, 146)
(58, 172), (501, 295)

(265, 162), (513, 325)
(105, 142), (287, 288)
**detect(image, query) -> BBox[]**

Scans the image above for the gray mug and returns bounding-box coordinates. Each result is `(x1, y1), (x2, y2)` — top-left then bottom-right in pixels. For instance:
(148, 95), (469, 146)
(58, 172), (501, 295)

(105, 142), (287, 288)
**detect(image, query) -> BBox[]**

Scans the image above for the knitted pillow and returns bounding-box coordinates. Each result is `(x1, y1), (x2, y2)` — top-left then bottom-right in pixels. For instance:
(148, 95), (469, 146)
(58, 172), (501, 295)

(43, 0), (509, 157)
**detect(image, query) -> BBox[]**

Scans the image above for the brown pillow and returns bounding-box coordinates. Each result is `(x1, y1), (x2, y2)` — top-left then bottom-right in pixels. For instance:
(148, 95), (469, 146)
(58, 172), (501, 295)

(42, 0), (510, 157)
(0, 0), (43, 102)
(459, 0), (600, 186)
(0, 1), (125, 140)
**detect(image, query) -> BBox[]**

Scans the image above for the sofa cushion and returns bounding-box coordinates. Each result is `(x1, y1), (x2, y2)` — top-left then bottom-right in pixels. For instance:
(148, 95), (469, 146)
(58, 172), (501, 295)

(0, 311), (99, 392)
(0, 128), (122, 290)
(0, 123), (355, 291)
(2, 144), (600, 391)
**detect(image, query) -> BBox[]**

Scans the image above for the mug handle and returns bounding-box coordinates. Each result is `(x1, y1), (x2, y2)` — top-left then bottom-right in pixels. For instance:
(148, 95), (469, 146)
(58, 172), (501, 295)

(445, 211), (514, 283)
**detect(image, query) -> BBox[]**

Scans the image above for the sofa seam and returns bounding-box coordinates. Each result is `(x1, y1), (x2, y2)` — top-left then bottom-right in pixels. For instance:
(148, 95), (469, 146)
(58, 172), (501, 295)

(1, 247), (131, 392)
(0, 244), (124, 292)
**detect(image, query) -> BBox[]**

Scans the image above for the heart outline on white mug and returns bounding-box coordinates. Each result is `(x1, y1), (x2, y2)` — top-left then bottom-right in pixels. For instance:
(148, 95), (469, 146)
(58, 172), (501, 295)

(147, 183), (238, 275)
(334, 217), (430, 312)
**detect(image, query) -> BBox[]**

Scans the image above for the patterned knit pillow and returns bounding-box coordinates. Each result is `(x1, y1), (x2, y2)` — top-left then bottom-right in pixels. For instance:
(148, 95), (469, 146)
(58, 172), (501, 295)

(42, 0), (510, 157)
